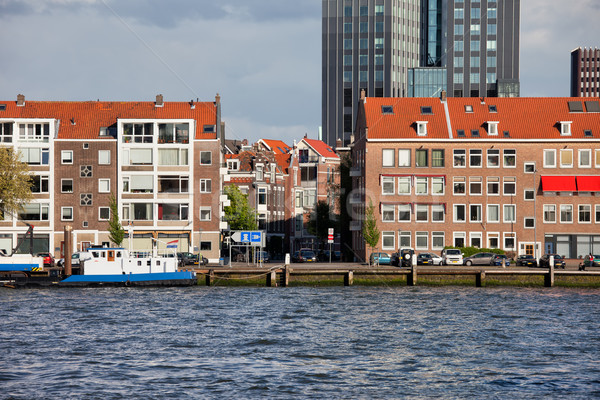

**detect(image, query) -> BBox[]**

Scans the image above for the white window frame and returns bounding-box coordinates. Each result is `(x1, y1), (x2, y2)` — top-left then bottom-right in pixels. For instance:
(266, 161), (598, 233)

(415, 204), (428, 222)
(469, 149), (482, 168)
(487, 121), (499, 135)
(382, 176), (395, 195)
(398, 149), (411, 167)
(503, 149), (516, 168)
(487, 204), (500, 223)
(469, 204), (482, 223)
(432, 232), (445, 250)
(560, 149), (573, 168)
(415, 177), (428, 195)
(199, 207), (212, 221)
(560, 121), (572, 136)
(503, 233), (516, 251)
(98, 178), (110, 193)
(487, 149), (500, 168)
(470, 232), (483, 248)
(487, 177), (500, 195)
(381, 231), (395, 250)
(469, 177), (482, 195)
(431, 205), (445, 223)
(524, 189), (535, 201)
(415, 231), (428, 250)
(431, 177), (445, 195)
(381, 204), (395, 222)
(199, 179), (212, 193)
(503, 177), (516, 196)
(560, 204), (573, 223)
(199, 151), (212, 165)
(454, 204), (466, 223)
(453, 149), (466, 168)
(453, 177), (466, 195)
(416, 121), (428, 136)
(487, 232), (500, 249)
(61, 207), (73, 221)
(544, 204), (556, 223)
(579, 149), (592, 168)
(398, 177), (411, 195)
(544, 149), (556, 168)
(382, 149), (395, 167)
(61, 179), (73, 193)
(503, 204), (516, 223)
(98, 207), (110, 221)
(524, 162), (536, 173)
(399, 231), (411, 248)
(398, 204), (411, 222)
(61, 150), (73, 164)
(98, 150), (111, 165)
(524, 217), (535, 229)
(595, 150), (600, 168)
(579, 204), (592, 223)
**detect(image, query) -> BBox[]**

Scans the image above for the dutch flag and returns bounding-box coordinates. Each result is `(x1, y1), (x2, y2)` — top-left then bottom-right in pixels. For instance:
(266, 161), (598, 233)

(167, 240), (178, 249)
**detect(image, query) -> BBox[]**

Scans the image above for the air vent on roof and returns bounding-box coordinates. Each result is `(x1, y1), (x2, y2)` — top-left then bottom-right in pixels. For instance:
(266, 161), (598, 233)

(503, 131), (510, 138)
(585, 101), (600, 113)
(471, 129), (480, 137)
(382, 106), (394, 114)
(465, 105), (473, 113)
(585, 130), (593, 137)
(457, 130), (465, 137)
(420, 106), (433, 115)
(0, 104), (6, 111)
(203, 125), (215, 133)
(488, 105), (497, 113)
(568, 101), (584, 113)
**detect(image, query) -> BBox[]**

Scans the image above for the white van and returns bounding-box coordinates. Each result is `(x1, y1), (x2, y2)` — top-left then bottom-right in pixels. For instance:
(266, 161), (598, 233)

(441, 248), (463, 265)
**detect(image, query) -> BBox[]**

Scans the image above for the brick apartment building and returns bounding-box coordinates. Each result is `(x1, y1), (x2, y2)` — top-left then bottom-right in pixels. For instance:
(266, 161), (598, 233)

(351, 92), (600, 261)
(0, 94), (225, 262)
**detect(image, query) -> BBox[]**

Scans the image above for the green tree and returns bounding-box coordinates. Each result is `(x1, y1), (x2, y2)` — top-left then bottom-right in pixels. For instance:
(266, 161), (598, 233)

(107, 194), (125, 246)
(362, 201), (380, 265)
(0, 147), (33, 218)
(223, 184), (257, 230)
(307, 200), (337, 245)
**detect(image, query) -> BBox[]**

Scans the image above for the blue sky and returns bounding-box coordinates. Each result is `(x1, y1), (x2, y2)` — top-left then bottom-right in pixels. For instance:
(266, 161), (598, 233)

(1, 0), (599, 145)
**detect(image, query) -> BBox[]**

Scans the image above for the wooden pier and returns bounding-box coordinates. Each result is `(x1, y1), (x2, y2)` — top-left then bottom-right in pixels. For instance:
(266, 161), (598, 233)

(192, 264), (600, 287)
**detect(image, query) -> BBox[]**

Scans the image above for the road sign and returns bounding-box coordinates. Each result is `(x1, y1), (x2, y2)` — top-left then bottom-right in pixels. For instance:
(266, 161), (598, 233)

(328, 228), (334, 243)
(231, 230), (264, 246)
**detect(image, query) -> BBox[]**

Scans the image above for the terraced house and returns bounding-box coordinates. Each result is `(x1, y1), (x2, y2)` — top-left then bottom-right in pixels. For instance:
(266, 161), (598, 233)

(351, 91), (600, 261)
(0, 94), (224, 262)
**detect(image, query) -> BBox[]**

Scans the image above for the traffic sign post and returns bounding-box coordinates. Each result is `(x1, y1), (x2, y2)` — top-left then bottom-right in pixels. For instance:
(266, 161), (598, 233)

(230, 230), (265, 267)
(328, 228), (334, 263)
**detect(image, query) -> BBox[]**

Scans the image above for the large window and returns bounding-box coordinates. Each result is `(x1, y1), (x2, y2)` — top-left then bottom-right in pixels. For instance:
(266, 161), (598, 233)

(470, 149), (482, 167)
(398, 177), (411, 195)
(382, 149), (395, 167)
(454, 204), (466, 222)
(158, 203), (188, 221)
(125, 175), (153, 193)
(18, 203), (49, 221)
(127, 148), (153, 165)
(398, 149), (411, 167)
(158, 176), (189, 193)
(560, 205), (573, 223)
(382, 176), (395, 195)
(432, 150), (444, 167)
(382, 231), (395, 250)
(382, 205), (395, 222)
(124, 203), (153, 221)
(415, 149), (428, 167)
(398, 204), (411, 222)
(544, 149), (556, 168)
(454, 150), (466, 167)
(579, 205), (592, 223)
(31, 175), (49, 193)
(544, 204), (556, 223)
(20, 148), (49, 165)
(18, 123), (50, 142)
(158, 149), (188, 166)
(123, 123), (154, 143)
(157, 123), (189, 144)
(503, 205), (516, 223)
(487, 204), (500, 223)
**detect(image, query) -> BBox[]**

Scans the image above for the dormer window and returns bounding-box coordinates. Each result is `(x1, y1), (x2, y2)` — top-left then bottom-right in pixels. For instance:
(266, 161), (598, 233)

(227, 159), (239, 171)
(416, 121), (428, 136)
(465, 105), (473, 113)
(457, 129), (466, 137)
(487, 121), (499, 135)
(560, 121), (572, 136)
(382, 106), (394, 114)
(488, 105), (497, 113)
(420, 106), (433, 115)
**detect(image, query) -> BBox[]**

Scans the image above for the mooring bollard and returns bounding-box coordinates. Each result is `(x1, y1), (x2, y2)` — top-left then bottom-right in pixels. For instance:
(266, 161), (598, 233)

(545, 256), (555, 287)
(206, 269), (214, 286)
(266, 270), (276, 287)
(407, 264), (417, 286)
(344, 271), (353, 286)
(476, 271), (486, 287)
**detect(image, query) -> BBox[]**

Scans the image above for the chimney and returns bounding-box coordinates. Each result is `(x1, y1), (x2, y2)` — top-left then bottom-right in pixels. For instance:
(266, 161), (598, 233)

(336, 138), (342, 149)
(215, 93), (221, 105)
(360, 89), (366, 101)
(440, 90), (447, 102)
(155, 94), (164, 107)
(17, 94), (25, 107)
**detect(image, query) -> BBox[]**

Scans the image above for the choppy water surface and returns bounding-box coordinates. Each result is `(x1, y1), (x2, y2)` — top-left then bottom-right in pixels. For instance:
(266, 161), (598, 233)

(1, 286), (600, 399)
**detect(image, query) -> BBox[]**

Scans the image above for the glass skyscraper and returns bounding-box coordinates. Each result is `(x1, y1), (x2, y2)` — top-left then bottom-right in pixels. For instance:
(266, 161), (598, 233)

(322, 0), (520, 147)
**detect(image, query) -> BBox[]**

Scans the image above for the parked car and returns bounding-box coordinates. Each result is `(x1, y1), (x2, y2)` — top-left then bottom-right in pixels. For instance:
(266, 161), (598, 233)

(58, 251), (93, 267)
(293, 249), (318, 263)
(258, 251), (270, 263)
(417, 253), (434, 265)
(418, 252), (442, 265)
(492, 254), (511, 267)
(390, 252), (401, 267)
(538, 254), (566, 269)
(463, 252), (496, 266)
(441, 248), (463, 265)
(516, 254), (537, 267)
(36, 252), (55, 268)
(177, 252), (199, 267)
(581, 254), (600, 268)
(369, 252), (391, 265)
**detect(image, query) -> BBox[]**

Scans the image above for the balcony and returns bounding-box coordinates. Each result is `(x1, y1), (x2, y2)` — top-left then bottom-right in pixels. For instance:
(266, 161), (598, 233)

(349, 192), (363, 204)
(350, 220), (362, 231)
(350, 166), (362, 177)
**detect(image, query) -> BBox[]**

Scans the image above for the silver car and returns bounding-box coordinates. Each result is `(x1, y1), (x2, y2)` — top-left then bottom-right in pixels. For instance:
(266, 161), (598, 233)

(463, 252), (496, 266)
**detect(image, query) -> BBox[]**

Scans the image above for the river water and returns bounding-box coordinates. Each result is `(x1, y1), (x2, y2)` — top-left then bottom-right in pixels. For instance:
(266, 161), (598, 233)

(1, 286), (599, 399)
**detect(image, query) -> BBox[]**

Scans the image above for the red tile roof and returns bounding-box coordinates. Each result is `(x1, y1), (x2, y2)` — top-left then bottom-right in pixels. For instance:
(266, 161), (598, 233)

(0, 100), (218, 140)
(259, 139), (291, 154)
(302, 138), (340, 159)
(362, 97), (600, 140)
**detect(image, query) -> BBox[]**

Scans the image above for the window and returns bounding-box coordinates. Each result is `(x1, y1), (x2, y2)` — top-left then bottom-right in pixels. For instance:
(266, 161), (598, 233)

(454, 204), (466, 222)
(469, 177), (482, 195)
(453, 177), (466, 195)
(129, 203), (153, 221)
(560, 149), (573, 168)
(415, 149), (428, 167)
(416, 232), (428, 250)
(544, 204), (556, 223)
(258, 187), (267, 205)
(99, 207), (110, 221)
(544, 149), (556, 168)
(123, 123), (154, 143)
(200, 241), (212, 251)
(126, 175), (153, 193)
(398, 149), (411, 167)
(382, 149), (395, 167)
(80, 165), (92, 178)
(470, 232), (482, 248)
(470, 204), (482, 222)
(344, 71), (352, 83)
(399, 231), (411, 248)
(579, 149), (592, 168)
(382, 231), (395, 251)
(31, 175), (49, 193)
(524, 189), (535, 201)
(524, 162), (536, 173)
(470, 149), (482, 167)
(375, 54), (383, 66)
(98, 179), (110, 193)
(61, 179), (73, 193)
(432, 205), (445, 222)
(487, 177), (499, 195)
(432, 177), (445, 195)
(432, 150), (444, 167)
(18, 203), (49, 221)
(416, 122), (428, 136)
(432, 232), (445, 250)
(503, 205), (516, 223)
(227, 159), (239, 171)
(504, 233), (516, 251)
(398, 177), (411, 195)
(382, 176), (395, 195)
(158, 204), (188, 221)
(560, 204), (573, 223)
(158, 176), (189, 193)
(61, 207), (73, 221)
(156, 149), (187, 166)
(487, 149), (500, 167)
(344, 39), (352, 50)
(454, 149), (466, 167)
(596, 150), (600, 167)
(579, 205), (592, 223)
(415, 177), (428, 195)
(199, 207), (211, 221)
(61, 150), (73, 164)
(596, 205), (600, 223)
(200, 151), (212, 165)
(18, 123), (50, 142)
(416, 204), (428, 222)
(0, 122), (13, 142)
(98, 150), (111, 165)
(199, 179), (212, 193)
(488, 233), (500, 249)
(560, 122), (572, 136)
(524, 218), (535, 229)
(504, 177), (516, 196)
(382, 205), (395, 222)
(398, 204), (411, 222)
(127, 148), (153, 165)
(487, 204), (500, 223)
(80, 193), (92, 206)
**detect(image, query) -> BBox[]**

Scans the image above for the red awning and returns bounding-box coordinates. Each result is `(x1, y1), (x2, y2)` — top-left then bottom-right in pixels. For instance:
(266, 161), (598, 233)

(541, 176), (576, 192)
(577, 176), (600, 191)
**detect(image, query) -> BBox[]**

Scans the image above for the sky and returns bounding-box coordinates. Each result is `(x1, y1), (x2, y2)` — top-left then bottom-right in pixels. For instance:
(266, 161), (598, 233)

(1, 0), (600, 145)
